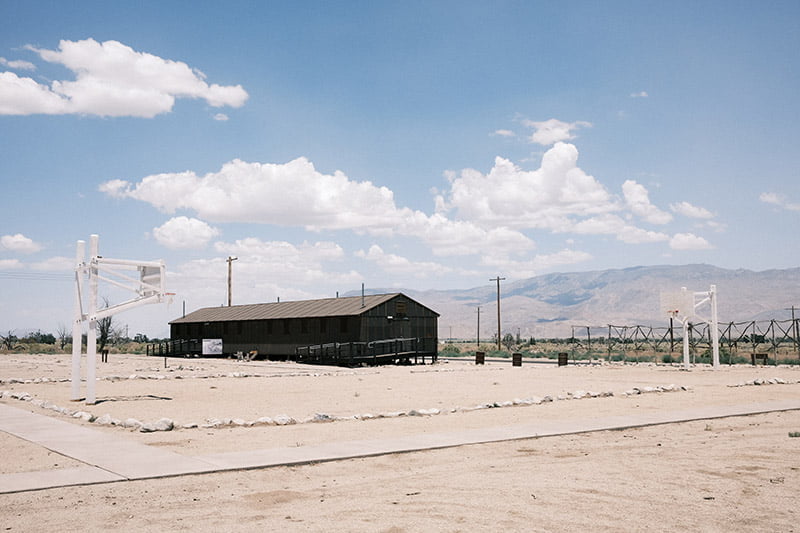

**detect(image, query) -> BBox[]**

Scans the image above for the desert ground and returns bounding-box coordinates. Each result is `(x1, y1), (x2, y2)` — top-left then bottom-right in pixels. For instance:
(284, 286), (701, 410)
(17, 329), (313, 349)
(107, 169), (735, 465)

(1, 352), (799, 532)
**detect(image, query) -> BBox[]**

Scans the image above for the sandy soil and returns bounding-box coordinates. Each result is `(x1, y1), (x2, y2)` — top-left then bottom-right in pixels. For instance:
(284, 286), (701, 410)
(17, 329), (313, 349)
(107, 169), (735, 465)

(1, 353), (799, 531)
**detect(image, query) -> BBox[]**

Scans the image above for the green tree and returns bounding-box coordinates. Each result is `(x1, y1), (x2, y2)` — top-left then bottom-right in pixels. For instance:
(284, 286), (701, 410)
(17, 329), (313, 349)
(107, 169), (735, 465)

(502, 333), (515, 351)
(1, 331), (21, 350)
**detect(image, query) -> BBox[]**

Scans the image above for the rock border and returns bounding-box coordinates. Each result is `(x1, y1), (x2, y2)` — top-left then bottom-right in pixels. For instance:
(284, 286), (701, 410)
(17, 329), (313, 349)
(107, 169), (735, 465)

(1, 383), (690, 434)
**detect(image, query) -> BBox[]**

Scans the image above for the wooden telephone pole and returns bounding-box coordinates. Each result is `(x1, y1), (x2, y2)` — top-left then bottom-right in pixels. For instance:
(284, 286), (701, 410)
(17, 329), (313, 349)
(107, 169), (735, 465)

(226, 256), (238, 306)
(490, 276), (505, 350)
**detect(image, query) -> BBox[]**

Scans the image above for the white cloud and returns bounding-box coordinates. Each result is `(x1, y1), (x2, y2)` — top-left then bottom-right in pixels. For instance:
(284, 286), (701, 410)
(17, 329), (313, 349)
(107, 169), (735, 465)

(101, 157), (408, 231)
(0, 39), (248, 117)
(479, 248), (592, 278)
(182, 238), (358, 299)
(355, 245), (452, 277)
(568, 214), (669, 243)
(669, 233), (712, 250)
(101, 156), (535, 258)
(0, 57), (36, 70)
(1, 233), (42, 253)
(213, 113), (229, 121)
(670, 201), (714, 219)
(491, 129), (515, 137)
(522, 118), (592, 146)
(31, 256), (73, 271)
(630, 91), (649, 98)
(444, 143), (617, 230)
(152, 217), (220, 249)
(214, 238), (345, 263)
(103, 142), (696, 272)
(0, 259), (22, 269)
(622, 180), (672, 224)
(0, 71), (69, 114)
(401, 212), (534, 257)
(760, 192), (800, 211)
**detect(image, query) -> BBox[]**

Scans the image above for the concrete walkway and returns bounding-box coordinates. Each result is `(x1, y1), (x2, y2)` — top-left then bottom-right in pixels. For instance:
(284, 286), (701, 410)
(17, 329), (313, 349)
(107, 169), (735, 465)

(2, 399), (799, 494)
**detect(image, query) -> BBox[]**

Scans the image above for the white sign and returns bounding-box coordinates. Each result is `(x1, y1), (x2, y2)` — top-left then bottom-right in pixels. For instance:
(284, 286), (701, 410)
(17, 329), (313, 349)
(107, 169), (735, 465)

(203, 338), (223, 355)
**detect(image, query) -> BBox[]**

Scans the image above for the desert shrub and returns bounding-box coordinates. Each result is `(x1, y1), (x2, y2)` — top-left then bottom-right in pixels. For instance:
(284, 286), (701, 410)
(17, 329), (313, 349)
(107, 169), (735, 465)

(440, 344), (461, 354)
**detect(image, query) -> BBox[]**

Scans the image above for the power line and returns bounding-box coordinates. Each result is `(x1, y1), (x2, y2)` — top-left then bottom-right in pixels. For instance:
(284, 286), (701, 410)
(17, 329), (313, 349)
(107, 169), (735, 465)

(0, 270), (72, 282)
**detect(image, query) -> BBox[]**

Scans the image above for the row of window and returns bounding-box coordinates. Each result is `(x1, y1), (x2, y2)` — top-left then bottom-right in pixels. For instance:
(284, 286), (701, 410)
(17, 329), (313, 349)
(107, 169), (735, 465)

(174, 316), (438, 340)
(174, 317), (350, 338)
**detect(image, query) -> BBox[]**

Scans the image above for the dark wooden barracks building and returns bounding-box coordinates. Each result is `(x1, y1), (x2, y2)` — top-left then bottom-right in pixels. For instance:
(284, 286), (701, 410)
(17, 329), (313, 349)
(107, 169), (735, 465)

(168, 293), (439, 364)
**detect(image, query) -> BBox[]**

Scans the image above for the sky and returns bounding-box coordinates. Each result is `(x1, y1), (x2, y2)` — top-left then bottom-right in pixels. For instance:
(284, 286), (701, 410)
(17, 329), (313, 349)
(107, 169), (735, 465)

(1, 1), (798, 338)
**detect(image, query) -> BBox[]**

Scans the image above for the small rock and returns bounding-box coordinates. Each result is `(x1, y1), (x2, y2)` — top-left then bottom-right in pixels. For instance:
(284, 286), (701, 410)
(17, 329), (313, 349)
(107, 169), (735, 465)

(122, 418), (143, 429)
(273, 414), (296, 425)
(94, 414), (115, 425)
(73, 411), (95, 422)
(140, 418), (174, 432)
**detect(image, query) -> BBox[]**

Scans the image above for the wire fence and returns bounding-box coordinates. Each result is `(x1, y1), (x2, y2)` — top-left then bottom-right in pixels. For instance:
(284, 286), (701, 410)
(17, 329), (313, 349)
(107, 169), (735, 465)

(568, 319), (800, 364)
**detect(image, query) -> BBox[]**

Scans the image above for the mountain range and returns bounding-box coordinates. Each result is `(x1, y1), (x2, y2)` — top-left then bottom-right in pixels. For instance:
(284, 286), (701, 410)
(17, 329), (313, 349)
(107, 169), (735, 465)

(355, 264), (800, 339)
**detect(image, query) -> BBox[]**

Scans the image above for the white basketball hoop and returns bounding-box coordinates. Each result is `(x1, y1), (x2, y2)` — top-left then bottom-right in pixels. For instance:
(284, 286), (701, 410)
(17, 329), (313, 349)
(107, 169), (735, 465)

(71, 234), (170, 404)
(660, 289), (694, 321)
(659, 285), (720, 370)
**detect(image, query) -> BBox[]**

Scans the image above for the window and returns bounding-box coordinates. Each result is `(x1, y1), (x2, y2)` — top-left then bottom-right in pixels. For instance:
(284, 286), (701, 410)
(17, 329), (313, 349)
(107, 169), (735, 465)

(320, 318), (327, 334)
(340, 317), (348, 334)
(283, 319), (291, 335)
(301, 319), (309, 334)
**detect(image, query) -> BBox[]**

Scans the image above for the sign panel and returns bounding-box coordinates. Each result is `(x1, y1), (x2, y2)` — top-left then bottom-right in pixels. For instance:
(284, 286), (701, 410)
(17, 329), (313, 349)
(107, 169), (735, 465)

(202, 338), (223, 355)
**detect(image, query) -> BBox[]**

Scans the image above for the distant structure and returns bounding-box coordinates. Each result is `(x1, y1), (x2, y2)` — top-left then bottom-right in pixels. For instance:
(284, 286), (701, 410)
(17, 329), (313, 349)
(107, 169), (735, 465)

(165, 293), (439, 364)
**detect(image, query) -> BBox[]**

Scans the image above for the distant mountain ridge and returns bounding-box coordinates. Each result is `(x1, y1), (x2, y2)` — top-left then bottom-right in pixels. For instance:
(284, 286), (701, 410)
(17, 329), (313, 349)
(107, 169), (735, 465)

(352, 264), (800, 338)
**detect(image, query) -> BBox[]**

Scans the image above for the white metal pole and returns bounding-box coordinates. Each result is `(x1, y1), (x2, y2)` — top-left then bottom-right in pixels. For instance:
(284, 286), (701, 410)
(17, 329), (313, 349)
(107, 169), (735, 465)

(710, 284), (720, 369)
(86, 234), (99, 405)
(70, 240), (85, 401)
(681, 287), (690, 370)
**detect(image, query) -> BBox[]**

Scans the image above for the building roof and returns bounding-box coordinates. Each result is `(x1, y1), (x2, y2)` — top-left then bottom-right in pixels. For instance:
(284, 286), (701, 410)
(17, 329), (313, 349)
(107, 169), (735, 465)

(170, 293), (436, 324)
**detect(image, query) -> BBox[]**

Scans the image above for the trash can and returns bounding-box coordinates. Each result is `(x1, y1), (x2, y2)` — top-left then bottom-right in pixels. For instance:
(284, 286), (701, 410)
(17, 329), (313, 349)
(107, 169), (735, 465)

(475, 351), (485, 365)
(558, 352), (568, 366)
(512, 352), (522, 367)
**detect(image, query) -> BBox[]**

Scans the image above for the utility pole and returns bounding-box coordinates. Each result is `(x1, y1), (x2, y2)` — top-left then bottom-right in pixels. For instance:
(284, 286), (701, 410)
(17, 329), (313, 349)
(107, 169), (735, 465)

(226, 256), (238, 306)
(476, 306), (481, 347)
(490, 276), (505, 351)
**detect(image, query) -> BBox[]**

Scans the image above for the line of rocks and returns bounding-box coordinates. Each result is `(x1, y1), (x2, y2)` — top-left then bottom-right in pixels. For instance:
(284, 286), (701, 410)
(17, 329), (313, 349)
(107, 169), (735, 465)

(727, 377), (799, 387)
(0, 368), (379, 386)
(1, 383), (688, 434)
(621, 384), (688, 396)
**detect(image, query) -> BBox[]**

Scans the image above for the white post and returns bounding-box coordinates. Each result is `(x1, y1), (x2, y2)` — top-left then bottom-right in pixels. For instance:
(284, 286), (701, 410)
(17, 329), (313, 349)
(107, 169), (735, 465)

(710, 284), (720, 369)
(681, 287), (690, 370)
(70, 240), (85, 401)
(86, 234), (99, 405)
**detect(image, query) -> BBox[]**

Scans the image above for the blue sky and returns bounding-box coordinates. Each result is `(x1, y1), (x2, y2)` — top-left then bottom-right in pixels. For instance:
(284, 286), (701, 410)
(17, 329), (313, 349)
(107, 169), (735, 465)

(1, 1), (798, 337)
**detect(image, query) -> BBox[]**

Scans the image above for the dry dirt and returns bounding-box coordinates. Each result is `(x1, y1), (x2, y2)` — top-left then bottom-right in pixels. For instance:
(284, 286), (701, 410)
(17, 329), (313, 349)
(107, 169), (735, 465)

(1, 353), (799, 532)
